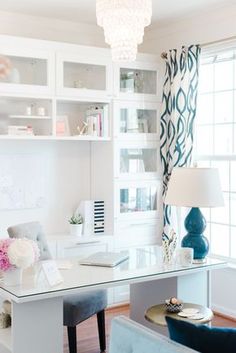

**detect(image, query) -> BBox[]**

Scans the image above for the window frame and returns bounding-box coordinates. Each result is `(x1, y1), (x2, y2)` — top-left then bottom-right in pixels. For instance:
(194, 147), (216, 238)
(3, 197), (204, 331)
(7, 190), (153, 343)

(194, 41), (236, 263)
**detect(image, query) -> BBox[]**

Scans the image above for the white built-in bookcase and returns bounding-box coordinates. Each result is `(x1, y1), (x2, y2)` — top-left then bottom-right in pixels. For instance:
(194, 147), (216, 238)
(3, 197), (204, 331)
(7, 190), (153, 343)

(0, 35), (163, 306)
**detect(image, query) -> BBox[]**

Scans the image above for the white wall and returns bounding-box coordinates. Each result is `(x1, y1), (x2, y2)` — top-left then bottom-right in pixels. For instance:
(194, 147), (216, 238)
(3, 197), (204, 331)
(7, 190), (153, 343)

(211, 268), (236, 319)
(0, 140), (90, 237)
(142, 2), (236, 318)
(141, 3), (236, 54)
(0, 10), (106, 47)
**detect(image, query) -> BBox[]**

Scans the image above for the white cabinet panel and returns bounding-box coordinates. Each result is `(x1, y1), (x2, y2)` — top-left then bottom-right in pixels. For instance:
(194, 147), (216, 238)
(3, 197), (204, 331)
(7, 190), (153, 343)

(114, 219), (160, 244)
(59, 242), (108, 259)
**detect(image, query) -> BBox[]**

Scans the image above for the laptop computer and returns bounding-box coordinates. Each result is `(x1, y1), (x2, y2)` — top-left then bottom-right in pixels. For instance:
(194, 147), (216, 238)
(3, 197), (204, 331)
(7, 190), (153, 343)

(79, 251), (129, 268)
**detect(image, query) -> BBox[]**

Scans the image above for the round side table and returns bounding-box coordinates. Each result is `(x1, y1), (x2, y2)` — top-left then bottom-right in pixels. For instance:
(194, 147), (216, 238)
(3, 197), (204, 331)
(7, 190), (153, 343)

(145, 303), (213, 326)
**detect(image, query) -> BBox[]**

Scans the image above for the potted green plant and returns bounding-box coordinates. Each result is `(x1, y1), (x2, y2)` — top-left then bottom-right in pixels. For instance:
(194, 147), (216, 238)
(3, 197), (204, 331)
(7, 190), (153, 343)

(68, 214), (83, 237)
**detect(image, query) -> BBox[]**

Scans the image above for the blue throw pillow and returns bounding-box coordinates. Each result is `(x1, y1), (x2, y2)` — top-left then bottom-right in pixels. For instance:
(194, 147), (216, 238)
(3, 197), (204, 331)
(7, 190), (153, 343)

(166, 316), (236, 353)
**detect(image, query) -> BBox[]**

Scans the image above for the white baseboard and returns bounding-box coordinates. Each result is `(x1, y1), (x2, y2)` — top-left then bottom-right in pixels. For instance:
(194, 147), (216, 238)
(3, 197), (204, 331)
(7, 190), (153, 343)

(212, 303), (236, 320)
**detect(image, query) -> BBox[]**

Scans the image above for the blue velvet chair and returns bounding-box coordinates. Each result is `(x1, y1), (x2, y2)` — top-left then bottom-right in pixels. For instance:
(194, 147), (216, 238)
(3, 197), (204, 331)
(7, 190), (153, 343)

(8, 222), (107, 353)
(109, 316), (198, 353)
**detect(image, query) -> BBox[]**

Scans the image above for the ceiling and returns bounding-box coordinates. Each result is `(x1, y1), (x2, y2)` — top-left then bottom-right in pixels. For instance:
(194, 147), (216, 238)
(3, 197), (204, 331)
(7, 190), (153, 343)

(0, 0), (233, 27)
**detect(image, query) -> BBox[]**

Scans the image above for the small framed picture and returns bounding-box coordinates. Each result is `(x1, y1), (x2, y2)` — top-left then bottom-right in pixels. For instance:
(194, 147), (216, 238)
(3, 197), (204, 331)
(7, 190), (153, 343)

(56, 115), (70, 136)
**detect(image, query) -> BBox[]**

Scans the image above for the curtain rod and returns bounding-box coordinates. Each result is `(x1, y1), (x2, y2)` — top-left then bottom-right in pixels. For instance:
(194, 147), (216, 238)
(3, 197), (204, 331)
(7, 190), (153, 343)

(161, 36), (236, 59)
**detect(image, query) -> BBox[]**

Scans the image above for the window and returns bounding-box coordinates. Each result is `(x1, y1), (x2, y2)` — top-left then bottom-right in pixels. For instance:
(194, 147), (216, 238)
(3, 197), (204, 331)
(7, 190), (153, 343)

(194, 45), (236, 261)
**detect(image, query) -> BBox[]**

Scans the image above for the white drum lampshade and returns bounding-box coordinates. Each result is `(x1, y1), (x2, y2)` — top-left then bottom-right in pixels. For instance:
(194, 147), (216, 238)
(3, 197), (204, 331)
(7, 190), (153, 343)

(165, 167), (224, 208)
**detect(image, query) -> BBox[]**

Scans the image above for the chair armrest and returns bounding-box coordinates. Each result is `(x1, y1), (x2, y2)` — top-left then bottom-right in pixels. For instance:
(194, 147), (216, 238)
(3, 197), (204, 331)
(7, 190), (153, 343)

(109, 316), (199, 353)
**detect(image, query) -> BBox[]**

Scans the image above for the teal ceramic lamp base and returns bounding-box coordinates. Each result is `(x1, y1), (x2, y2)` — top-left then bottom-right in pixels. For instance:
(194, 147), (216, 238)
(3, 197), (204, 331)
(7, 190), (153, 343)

(181, 207), (209, 263)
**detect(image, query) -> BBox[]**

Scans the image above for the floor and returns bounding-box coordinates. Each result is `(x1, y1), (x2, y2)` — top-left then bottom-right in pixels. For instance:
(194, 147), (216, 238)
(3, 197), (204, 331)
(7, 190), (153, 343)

(63, 305), (236, 353)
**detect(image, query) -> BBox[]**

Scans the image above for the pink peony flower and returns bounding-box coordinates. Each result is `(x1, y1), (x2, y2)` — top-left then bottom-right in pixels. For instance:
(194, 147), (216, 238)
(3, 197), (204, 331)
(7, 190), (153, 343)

(0, 239), (15, 272)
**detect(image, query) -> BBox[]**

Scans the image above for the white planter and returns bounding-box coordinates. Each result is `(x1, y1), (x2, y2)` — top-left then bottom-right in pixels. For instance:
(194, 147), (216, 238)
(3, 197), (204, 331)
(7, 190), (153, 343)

(70, 224), (83, 237)
(4, 268), (22, 286)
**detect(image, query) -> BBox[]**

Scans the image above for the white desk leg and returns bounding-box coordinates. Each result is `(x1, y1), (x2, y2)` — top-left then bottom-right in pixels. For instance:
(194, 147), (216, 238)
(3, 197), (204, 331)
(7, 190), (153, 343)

(12, 297), (63, 353)
(177, 271), (209, 306)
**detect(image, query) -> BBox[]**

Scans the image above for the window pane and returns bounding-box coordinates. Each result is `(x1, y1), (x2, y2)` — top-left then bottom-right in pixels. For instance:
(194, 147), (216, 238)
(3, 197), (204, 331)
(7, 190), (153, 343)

(205, 222), (211, 240)
(234, 60), (236, 89)
(211, 224), (229, 256)
(196, 125), (213, 155)
(211, 161), (229, 192)
(211, 192), (229, 224)
(230, 193), (236, 226)
(215, 60), (234, 91)
(195, 160), (211, 168)
(199, 64), (214, 93)
(196, 94), (214, 125)
(230, 226), (236, 258)
(214, 124), (233, 155)
(214, 92), (233, 123)
(230, 162), (236, 192)
(202, 208), (210, 222)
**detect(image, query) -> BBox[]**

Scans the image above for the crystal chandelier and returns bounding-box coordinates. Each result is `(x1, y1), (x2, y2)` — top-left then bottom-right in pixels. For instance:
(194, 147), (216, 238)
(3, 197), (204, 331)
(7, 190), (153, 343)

(96, 0), (152, 62)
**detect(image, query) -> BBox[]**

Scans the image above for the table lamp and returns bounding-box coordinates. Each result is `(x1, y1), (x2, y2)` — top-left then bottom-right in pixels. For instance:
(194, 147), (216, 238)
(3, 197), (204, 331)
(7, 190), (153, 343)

(165, 167), (224, 263)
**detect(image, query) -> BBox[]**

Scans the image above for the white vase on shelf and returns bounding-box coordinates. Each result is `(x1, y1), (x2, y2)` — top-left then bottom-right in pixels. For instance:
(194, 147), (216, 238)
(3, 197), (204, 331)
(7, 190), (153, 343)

(70, 224), (83, 237)
(4, 268), (22, 286)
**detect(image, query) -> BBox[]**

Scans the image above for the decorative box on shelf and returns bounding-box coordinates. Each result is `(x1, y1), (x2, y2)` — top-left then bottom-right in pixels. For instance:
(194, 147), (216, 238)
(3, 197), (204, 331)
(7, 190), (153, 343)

(8, 125), (34, 136)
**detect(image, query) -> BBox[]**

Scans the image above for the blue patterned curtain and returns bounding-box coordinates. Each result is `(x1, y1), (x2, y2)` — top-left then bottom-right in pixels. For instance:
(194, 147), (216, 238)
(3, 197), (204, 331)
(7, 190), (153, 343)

(160, 45), (201, 240)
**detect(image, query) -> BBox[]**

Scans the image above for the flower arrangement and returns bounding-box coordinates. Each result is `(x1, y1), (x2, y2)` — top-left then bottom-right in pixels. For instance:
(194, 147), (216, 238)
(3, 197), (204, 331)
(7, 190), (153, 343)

(0, 238), (40, 272)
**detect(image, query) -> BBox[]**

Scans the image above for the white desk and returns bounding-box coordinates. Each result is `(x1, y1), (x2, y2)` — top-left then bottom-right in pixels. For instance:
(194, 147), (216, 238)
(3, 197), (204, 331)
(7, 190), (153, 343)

(0, 246), (227, 353)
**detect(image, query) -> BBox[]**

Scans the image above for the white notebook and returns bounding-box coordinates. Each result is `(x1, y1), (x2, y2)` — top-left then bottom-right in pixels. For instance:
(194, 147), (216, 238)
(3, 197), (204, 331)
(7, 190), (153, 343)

(80, 252), (129, 268)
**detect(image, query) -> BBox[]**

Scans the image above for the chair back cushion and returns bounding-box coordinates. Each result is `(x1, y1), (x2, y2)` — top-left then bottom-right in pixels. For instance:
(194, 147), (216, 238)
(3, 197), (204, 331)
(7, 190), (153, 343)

(7, 222), (52, 261)
(166, 316), (236, 353)
(109, 316), (198, 353)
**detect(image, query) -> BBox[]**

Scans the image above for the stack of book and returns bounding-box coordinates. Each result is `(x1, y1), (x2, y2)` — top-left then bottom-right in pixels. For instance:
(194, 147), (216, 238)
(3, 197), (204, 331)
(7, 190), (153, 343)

(85, 105), (109, 137)
(8, 125), (34, 136)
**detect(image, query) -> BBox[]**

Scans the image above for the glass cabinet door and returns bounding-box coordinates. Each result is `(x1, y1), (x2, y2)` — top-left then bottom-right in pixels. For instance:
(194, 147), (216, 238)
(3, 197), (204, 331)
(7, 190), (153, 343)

(118, 145), (158, 179)
(120, 68), (157, 95)
(63, 62), (106, 91)
(115, 181), (160, 219)
(120, 186), (157, 214)
(0, 48), (54, 94)
(114, 102), (159, 140)
(56, 53), (112, 98)
(0, 55), (47, 86)
(120, 108), (157, 134)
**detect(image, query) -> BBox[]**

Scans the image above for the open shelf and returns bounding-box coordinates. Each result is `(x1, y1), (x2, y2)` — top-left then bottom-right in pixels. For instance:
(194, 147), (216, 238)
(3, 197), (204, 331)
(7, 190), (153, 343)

(0, 135), (111, 141)
(9, 115), (52, 120)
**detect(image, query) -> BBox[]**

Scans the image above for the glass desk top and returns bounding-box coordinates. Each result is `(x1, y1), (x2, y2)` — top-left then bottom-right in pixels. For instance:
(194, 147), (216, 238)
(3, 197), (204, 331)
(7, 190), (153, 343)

(0, 246), (227, 303)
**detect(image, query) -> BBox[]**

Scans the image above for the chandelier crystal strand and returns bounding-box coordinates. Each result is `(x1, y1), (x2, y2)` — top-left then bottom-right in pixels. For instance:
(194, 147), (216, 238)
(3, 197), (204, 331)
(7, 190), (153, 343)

(96, 0), (152, 62)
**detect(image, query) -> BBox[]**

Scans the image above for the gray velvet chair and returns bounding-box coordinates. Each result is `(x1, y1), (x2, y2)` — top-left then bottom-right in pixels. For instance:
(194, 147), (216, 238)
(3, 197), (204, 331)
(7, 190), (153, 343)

(7, 222), (107, 353)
